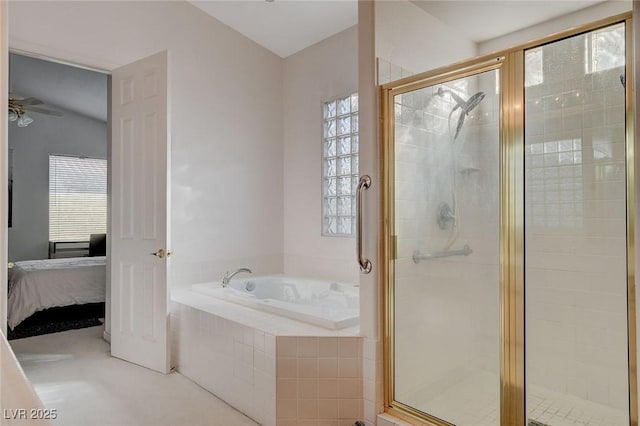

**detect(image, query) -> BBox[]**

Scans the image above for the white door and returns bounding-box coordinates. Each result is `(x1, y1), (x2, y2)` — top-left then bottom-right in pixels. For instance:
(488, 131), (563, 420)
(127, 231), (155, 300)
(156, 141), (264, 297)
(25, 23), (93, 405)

(111, 51), (170, 374)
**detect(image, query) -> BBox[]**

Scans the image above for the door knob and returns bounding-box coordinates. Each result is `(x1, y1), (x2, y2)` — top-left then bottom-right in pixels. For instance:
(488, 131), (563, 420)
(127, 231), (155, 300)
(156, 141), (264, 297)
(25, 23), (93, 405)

(150, 249), (165, 258)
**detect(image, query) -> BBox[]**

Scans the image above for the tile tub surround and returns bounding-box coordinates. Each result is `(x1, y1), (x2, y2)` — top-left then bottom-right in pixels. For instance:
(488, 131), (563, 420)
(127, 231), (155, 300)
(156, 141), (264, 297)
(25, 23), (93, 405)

(172, 288), (363, 426)
(276, 336), (363, 425)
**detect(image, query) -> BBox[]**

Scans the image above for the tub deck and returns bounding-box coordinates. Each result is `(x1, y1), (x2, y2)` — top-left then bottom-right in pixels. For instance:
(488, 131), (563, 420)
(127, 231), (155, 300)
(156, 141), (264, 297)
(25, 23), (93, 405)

(171, 286), (360, 337)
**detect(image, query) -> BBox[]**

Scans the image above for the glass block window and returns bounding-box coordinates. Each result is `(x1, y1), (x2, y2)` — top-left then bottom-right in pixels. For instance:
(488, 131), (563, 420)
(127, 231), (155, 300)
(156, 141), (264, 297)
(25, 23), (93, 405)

(49, 154), (107, 242)
(525, 47), (543, 87)
(526, 139), (583, 228)
(322, 93), (359, 236)
(585, 23), (624, 74)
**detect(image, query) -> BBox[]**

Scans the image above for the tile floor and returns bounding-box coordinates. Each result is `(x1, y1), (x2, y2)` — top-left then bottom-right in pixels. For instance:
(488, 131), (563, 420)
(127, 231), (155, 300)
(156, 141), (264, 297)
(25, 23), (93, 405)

(405, 370), (627, 426)
(9, 326), (259, 426)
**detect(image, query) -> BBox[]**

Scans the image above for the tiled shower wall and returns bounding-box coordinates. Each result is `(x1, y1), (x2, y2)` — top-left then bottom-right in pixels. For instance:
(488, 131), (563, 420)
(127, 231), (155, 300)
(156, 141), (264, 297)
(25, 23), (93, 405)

(391, 70), (501, 415)
(524, 24), (629, 412)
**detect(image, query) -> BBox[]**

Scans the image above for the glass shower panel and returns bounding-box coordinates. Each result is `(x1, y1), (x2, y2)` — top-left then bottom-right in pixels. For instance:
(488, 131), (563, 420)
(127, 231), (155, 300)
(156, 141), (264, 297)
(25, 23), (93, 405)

(392, 69), (500, 425)
(524, 22), (629, 426)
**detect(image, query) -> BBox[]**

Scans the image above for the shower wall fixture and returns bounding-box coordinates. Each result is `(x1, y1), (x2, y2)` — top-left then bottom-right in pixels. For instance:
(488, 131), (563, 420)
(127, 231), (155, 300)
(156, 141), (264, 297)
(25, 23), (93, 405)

(437, 86), (486, 255)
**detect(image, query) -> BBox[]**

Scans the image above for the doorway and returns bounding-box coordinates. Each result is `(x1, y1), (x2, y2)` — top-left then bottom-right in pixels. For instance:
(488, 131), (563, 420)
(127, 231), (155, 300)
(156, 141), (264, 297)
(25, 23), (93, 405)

(6, 52), (109, 339)
(3, 49), (171, 375)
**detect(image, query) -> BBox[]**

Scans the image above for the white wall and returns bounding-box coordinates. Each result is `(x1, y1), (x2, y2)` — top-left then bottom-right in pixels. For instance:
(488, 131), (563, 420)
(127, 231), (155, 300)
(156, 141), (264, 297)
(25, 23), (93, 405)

(374, 0), (477, 76)
(357, 4), (384, 425)
(8, 111), (107, 261)
(283, 26), (358, 284)
(478, 0), (631, 54)
(8, 1), (285, 286)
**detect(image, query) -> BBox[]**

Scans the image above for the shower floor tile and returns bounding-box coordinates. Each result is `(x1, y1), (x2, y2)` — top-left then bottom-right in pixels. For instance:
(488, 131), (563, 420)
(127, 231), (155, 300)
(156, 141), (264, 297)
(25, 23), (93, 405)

(412, 371), (627, 426)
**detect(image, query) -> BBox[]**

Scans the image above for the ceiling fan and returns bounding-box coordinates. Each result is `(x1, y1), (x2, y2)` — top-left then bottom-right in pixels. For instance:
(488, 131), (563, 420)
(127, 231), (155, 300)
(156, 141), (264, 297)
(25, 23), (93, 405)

(9, 95), (64, 127)
(8, 54), (64, 127)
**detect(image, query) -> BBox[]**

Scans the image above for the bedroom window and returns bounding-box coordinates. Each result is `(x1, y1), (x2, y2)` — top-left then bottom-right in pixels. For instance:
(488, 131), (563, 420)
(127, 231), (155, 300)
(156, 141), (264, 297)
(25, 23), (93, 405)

(49, 154), (107, 242)
(322, 93), (359, 236)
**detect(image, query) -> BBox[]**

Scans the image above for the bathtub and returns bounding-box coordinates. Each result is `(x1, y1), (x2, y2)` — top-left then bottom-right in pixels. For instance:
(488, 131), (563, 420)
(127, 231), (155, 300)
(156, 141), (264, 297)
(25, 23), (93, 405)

(191, 275), (359, 330)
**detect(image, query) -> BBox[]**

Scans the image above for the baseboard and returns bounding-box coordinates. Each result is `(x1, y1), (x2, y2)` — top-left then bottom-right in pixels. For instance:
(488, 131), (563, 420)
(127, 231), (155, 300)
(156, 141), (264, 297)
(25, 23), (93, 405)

(103, 330), (111, 343)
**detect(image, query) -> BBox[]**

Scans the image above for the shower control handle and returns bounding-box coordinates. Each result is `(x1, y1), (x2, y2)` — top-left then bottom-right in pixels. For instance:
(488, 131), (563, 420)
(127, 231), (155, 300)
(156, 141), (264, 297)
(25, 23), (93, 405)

(356, 175), (372, 274)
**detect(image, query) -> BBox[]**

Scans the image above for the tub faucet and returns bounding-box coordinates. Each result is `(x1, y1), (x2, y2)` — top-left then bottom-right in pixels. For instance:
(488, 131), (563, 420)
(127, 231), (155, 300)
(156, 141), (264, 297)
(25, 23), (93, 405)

(222, 268), (252, 287)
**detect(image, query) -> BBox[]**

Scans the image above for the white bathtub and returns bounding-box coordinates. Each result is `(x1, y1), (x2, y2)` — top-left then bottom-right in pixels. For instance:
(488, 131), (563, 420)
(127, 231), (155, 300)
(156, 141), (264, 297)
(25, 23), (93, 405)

(191, 275), (359, 330)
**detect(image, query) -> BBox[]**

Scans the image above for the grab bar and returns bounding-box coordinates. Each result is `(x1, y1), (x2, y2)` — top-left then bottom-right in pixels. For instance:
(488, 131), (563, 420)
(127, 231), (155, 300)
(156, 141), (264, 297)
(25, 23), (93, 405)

(412, 244), (472, 263)
(356, 175), (372, 273)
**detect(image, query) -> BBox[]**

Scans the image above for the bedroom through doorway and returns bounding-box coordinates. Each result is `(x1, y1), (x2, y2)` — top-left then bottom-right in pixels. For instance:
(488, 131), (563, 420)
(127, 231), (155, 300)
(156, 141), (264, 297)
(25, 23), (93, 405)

(6, 52), (109, 340)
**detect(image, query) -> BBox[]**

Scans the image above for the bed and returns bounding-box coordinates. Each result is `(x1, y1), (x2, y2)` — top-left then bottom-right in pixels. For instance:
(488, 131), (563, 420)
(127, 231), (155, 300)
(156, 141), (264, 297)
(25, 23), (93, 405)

(7, 256), (106, 329)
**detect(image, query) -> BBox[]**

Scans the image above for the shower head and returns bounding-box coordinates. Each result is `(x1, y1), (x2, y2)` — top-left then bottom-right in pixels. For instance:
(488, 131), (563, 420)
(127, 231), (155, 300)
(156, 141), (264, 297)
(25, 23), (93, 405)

(438, 87), (485, 114)
(437, 87), (486, 140)
(437, 87), (465, 108)
(462, 92), (485, 115)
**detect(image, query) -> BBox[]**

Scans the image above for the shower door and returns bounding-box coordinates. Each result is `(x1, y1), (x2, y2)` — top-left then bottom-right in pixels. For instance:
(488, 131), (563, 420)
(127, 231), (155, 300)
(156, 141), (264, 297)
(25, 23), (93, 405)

(383, 64), (502, 425)
(382, 14), (636, 426)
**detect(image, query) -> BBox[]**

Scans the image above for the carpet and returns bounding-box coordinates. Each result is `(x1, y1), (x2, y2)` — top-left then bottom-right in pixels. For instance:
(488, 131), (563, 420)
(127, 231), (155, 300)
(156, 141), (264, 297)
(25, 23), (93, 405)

(7, 302), (105, 340)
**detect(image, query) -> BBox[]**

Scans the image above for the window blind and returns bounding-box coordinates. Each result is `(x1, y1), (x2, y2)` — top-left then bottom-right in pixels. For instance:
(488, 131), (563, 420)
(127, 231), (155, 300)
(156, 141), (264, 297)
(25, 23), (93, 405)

(49, 154), (107, 242)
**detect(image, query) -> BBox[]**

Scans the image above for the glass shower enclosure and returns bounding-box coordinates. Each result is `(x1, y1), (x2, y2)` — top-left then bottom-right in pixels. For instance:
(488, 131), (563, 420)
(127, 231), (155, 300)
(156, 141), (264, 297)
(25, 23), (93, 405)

(382, 15), (635, 426)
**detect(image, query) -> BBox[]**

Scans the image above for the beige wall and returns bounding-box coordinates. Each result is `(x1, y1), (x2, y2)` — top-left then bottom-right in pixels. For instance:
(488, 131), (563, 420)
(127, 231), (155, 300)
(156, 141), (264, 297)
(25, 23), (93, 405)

(283, 26), (358, 284)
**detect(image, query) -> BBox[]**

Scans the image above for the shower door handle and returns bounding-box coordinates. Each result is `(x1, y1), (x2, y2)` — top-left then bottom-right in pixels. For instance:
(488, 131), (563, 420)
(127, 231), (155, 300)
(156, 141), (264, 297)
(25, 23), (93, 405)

(356, 175), (372, 274)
